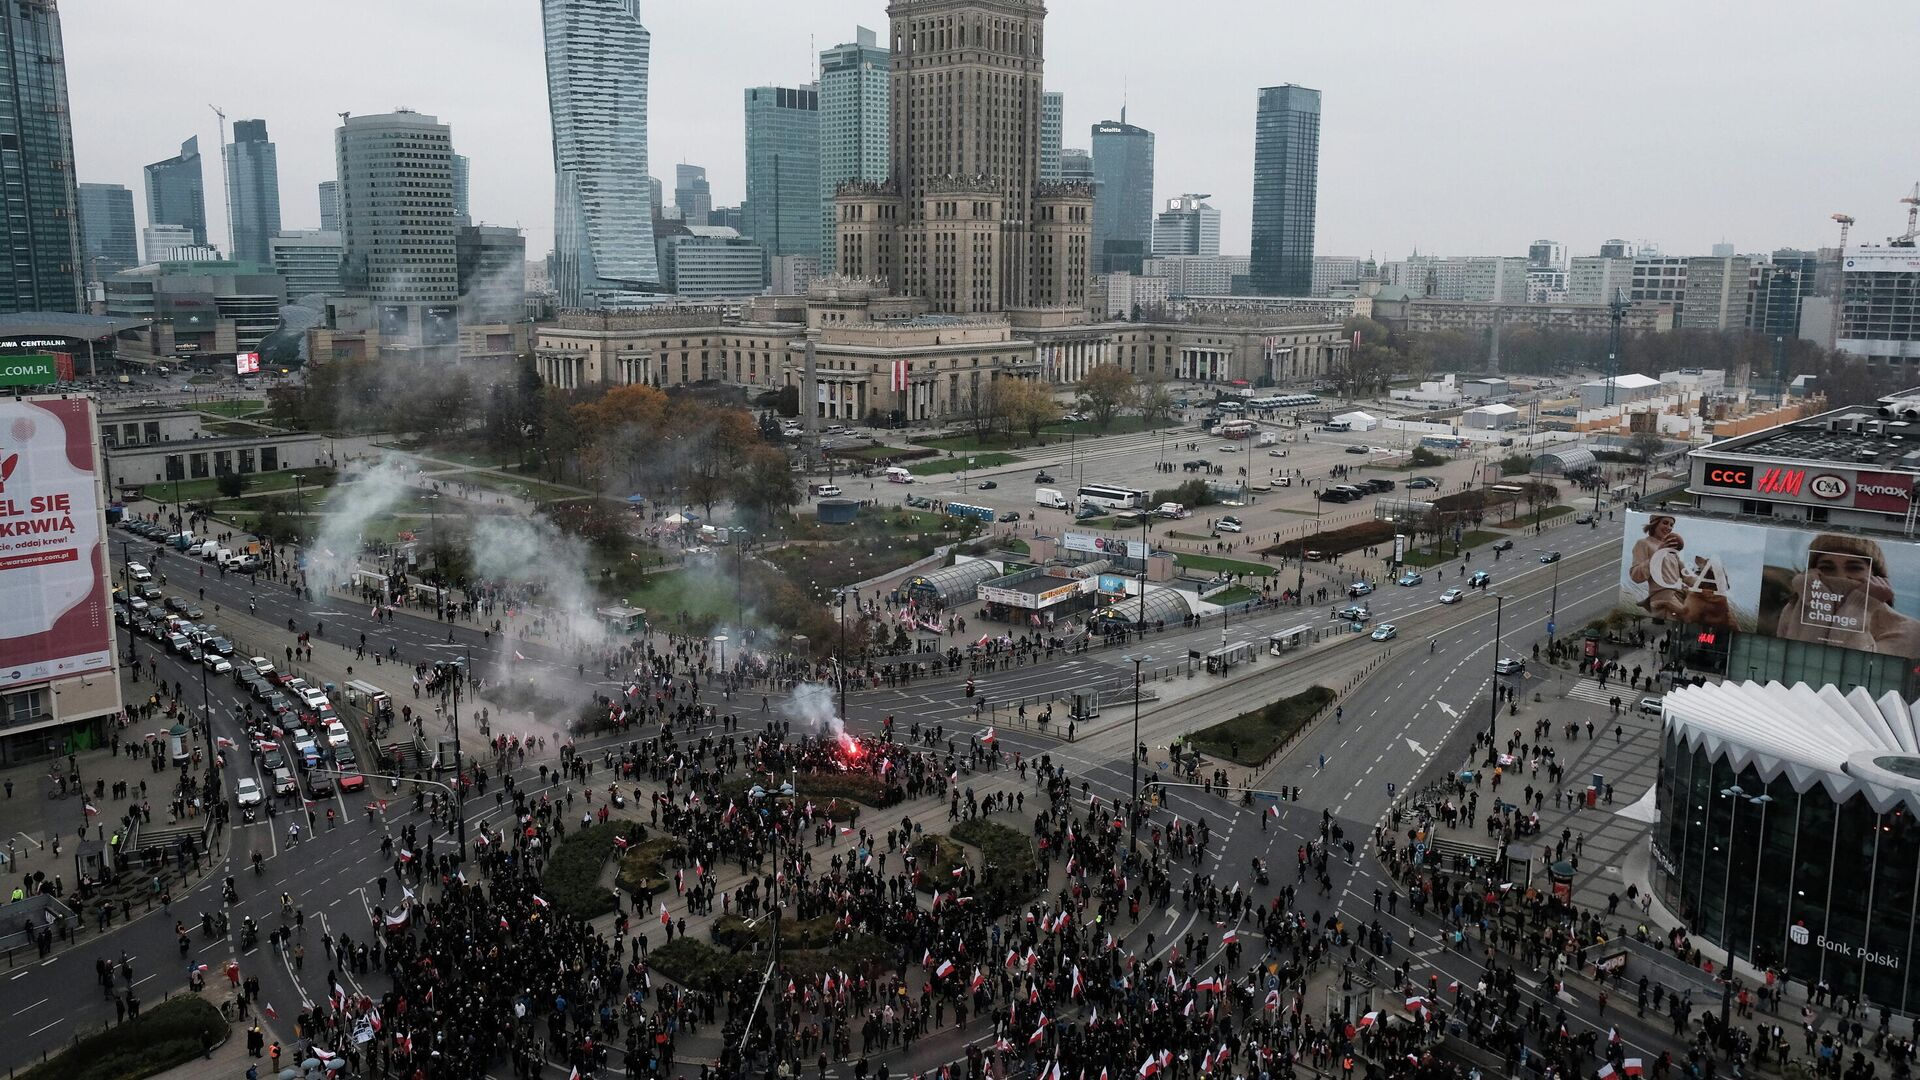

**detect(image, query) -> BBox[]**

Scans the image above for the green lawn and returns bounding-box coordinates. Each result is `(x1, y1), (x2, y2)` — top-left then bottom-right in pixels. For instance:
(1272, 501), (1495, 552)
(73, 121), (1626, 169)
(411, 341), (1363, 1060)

(1493, 505), (1573, 529)
(163, 466), (338, 504)
(1400, 530), (1507, 567)
(771, 508), (960, 543)
(203, 419), (267, 436)
(1074, 516), (1116, 530)
(1187, 686), (1337, 767)
(1209, 585), (1257, 605)
(441, 469), (587, 503)
(1002, 538), (1030, 555)
(190, 398), (265, 418)
(1174, 551), (1278, 577)
(622, 570), (743, 631)
(1042, 415), (1181, 437)
(1167, 530), (1215, 541)
(908, 452), (1023, 476)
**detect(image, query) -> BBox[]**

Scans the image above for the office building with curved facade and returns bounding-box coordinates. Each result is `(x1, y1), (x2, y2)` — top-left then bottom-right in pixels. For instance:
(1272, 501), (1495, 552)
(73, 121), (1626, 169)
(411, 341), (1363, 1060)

(1656, 679), (1920, 1009)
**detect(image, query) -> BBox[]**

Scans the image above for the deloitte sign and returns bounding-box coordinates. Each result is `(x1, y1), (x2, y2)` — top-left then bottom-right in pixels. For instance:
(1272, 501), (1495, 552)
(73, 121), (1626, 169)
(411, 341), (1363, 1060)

(0, 354), (57, 388)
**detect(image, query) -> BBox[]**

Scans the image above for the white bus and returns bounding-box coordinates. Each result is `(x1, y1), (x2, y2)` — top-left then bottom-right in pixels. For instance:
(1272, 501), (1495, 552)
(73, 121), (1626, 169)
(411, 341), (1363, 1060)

(884, 466), (915, 483)
(1217, 419), (1257, 439)
(1077, 483), (1147, 510)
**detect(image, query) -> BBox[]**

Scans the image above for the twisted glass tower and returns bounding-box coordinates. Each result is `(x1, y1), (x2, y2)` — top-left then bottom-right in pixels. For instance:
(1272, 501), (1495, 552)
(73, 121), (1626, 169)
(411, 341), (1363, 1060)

(542, 0), (659, 307)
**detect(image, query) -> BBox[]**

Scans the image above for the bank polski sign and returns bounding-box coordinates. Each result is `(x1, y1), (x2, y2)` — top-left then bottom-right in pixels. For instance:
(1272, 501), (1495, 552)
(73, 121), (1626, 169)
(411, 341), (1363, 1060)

(1790, 921), (1903, 971)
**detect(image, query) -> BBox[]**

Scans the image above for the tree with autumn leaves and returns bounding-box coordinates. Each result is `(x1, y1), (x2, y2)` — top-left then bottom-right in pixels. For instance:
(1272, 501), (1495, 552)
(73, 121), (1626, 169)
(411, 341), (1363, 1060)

(568, 384), (796, 525)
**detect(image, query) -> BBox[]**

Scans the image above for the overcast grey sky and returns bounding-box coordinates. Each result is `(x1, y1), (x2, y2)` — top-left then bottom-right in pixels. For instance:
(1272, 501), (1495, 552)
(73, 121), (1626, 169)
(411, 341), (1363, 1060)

(63, 0), (1920, 265)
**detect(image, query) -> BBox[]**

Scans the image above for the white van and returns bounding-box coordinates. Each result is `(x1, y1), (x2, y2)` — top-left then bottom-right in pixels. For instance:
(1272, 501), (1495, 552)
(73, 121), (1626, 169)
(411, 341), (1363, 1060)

(127, 562), (152, 582)
(884, 466), (914, 484)
(1034, 488), (1069, 509)
(197, 540), (220, 559)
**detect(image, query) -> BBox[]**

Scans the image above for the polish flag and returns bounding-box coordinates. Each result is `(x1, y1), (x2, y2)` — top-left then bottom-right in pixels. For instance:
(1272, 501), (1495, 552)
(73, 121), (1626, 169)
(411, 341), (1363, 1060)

(1070, 966), (1083, 998)
(1138, 1056), (1160, 1079)
(398, 849), (414, 863)
(951, 866), (966, 878)
(1004, 950), (1018, 971)
(614, 836), (630, 851)
(1264, 989), (1281, 1010)
(1623, 1059), (1645, 1077)
(981, 727), (995, 743)
(1028, 1021), (1049, 1045)
(1267, 805), (1280, 818)
(514, 651), (528, 662)
(1200, 1051), (1213, 1075)
(1220, 929), (1238, 946)
(660, 903), (670, 926)
(934, 959), (954, 978)
(970, 968), (986, 992)
(264, 1002), (278, 1019)
(83, 803), (98, 817)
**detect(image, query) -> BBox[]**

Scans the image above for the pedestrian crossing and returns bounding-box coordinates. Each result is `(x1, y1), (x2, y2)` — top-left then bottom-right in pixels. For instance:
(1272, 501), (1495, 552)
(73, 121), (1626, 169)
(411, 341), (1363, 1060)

(1565, 680), (1615, 705)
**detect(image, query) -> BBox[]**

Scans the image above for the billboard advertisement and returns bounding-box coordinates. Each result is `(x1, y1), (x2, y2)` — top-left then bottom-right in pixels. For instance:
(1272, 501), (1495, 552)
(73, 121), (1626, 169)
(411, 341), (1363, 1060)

(1063, 533), (1150, 559)
(1621, 510), (1920, 658)
(0, 398), (114, 684)
(234, 351), (261, 375)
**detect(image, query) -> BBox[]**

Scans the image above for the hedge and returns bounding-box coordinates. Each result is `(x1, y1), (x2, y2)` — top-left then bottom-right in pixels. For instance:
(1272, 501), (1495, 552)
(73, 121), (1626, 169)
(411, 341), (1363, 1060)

(1261, 520), (1396, 561)
(949, 819), (1041, 916)
(651, 937), (759, 993)
(541, 823), (622, 919)
(711, 912), (839, 951)
(18, 994), (226, 1080)
(1186, 685), (1336, 766)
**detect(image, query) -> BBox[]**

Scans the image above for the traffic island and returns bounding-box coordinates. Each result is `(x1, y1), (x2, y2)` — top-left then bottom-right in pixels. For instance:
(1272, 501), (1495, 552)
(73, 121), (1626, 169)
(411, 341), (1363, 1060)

(1186, 685), (1337, 768)
(16, 993), (225, 1080)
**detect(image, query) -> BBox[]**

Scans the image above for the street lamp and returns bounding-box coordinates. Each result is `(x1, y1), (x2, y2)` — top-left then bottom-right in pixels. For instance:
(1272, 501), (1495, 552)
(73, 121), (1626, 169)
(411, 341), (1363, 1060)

(835, 589), (849, 722)
(713, 634), (729, 678)
(1125, 654), (1150, 839)
(1716, 784), (1769, 1028)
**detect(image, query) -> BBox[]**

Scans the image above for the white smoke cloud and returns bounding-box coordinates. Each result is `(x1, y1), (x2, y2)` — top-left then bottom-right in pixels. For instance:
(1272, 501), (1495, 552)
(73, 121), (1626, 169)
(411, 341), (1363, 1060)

(307, 455), (415, 591)
(785, 681), (843, 741)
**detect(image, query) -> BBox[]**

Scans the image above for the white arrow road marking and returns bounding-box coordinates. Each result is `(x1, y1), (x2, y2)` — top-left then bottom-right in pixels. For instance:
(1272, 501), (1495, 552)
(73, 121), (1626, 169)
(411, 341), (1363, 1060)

(1435, 701), (1457, 718)
(1405, 737), (1428, 758)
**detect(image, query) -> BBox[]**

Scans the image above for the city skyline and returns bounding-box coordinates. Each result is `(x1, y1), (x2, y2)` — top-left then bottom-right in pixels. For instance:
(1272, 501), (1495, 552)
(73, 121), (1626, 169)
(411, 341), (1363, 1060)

(57, 0), (1920, 273)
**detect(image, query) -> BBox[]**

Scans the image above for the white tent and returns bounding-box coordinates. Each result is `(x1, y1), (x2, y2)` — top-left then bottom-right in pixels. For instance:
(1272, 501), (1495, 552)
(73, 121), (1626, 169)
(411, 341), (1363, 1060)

(1332, 410), (1379, 432)
(663, 513), (690, 525)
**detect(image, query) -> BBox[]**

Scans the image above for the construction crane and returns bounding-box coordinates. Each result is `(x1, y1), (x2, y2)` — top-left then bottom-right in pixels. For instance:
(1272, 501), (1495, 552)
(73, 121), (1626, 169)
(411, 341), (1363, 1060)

(209, 104), (232, 257)
(1896, 183), (1920, 247)
(1604, 287), (1628, 407)
(1827, 213), (1856, 351)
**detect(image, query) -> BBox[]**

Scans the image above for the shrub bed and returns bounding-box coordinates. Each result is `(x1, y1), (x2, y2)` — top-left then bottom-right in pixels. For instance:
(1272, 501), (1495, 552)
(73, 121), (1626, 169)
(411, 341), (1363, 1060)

(912, 834), (968, 894)
(651, 937), (759, 993)
(541, 823), (621, 919)
(1261, 520), (1396, 560)
(949, 819), (1041, 916)
(1187, 686), (1337, 766)
(797, 770), (904, 808)
(616, 835), (677, 896)
(710, 912), (840, 951)
(18, 994), (226, 1080)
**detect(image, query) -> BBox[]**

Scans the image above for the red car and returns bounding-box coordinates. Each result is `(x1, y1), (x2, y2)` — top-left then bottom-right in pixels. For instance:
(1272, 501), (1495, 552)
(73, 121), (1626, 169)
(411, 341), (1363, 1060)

(336, 772), (366, 794)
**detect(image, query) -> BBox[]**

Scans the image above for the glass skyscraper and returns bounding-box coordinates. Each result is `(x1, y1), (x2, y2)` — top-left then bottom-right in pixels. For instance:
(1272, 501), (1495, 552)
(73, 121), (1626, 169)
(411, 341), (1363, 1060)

(541, 0), (660, 306)
(744, 84), (820, 261)
(1091, 113), (1154, 275)
(146, 136), (208, 248)
(0, 0), (80, 312)
(1249, 84), (1320, 297)
(452, 154), (471, 227)
(79, 183), (137, 280)
(818, 27), (887, 273)
(225, 119), (281, 267)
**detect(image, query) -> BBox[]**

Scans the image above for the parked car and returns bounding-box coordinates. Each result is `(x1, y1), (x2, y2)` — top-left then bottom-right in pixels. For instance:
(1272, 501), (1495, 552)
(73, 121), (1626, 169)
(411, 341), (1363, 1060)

(1495, 657), (1526, 675)
(1491, 539), (1514, 552)
(1348, 581), (1374, 596)
(977, 480), (997, 490)
(1217, 517), (1243, 533)
(817, 485), (842, 498)
(998, 510), (1021, 523)
(1639, 696), (1664, 716)
(1407, 476), (1439, 489)
(271, 768), (298, 797)
(1344, 445), (1368, 455)
(1574, 512), (1596, 525)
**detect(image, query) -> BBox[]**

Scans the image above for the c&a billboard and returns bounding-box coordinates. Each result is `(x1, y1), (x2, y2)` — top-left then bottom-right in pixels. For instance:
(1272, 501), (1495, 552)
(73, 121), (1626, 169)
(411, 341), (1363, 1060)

(0, 398), (113, 683)
(1622, 510), (1920, 658)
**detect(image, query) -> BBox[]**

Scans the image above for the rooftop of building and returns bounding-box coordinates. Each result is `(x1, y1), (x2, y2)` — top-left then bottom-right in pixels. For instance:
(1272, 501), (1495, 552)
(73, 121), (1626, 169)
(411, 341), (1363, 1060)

(1703, 391), (1920, 471)
(1581, 373), (1661, 390)
(1663, 680), (1920, 810)
(0, 312), (148, 341)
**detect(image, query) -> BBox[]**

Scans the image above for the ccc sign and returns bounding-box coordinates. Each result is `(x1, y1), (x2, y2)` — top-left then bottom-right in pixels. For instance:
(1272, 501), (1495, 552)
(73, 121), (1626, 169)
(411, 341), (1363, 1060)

(1703, 464), (1752, 489)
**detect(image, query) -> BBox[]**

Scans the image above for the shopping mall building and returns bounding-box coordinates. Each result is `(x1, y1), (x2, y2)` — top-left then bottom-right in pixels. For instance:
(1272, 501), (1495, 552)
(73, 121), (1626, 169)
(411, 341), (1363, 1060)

(1638, 388), (1920, 1005)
